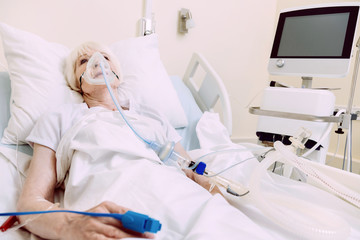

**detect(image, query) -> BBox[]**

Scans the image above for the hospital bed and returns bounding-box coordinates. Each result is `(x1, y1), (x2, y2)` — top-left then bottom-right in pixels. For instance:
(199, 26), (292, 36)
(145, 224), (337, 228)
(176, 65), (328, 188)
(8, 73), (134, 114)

(1, 22), (360, 240)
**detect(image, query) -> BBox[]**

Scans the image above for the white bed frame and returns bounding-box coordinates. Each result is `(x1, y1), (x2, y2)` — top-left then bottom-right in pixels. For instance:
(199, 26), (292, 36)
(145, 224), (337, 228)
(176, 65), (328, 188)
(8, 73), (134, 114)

(182, 54), (360, 197)
(183, 52), (232, 135)
(1, 54), (360, 240)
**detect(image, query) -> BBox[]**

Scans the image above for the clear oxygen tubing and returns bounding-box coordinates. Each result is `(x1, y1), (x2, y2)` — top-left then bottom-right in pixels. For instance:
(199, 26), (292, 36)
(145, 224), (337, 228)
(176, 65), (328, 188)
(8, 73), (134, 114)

(99, 57), (196, 163)
(301, 109), (346, 158)
(190, 147), (272, 171)
(99, 61), (152, 146)
(193, 147), (273, 196)
(249, 142), (350, 240)
(99, 55), (268, 197)
(167, 145), (271, 171)
(99, 58), (189, 161)
(274, 141), (360, 208)
(99, 57), (198, 167)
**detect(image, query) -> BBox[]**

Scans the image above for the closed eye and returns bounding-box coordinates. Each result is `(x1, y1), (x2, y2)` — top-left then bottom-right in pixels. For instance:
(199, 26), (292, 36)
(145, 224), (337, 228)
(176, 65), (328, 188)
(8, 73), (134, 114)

(80, 58), (88, 65)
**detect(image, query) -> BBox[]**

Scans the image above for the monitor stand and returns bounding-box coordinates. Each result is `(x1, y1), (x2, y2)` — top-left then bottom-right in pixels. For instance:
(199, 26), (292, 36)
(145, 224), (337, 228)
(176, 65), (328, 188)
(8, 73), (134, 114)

(301, 76), (312, 88)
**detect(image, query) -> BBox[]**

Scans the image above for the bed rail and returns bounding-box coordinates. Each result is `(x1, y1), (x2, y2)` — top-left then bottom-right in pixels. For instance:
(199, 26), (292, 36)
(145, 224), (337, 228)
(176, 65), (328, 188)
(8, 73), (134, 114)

(183, 52), (232, 135)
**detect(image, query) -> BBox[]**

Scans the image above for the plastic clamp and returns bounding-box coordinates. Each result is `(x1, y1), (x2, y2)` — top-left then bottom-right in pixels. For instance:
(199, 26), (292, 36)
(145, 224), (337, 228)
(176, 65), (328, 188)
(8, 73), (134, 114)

(194, 162), (206, 175)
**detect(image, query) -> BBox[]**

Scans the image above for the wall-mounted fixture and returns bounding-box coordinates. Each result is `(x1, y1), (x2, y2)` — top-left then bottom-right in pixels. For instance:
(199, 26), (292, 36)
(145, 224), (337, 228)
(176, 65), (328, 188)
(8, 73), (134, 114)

(179, 8), (195, 34)
(140, 0), (155, 36)
(141, 14), (155, 36)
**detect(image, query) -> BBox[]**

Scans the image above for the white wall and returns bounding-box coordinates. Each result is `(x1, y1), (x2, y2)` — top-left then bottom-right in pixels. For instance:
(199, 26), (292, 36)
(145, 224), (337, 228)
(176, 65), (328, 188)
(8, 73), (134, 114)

(0, 0), (277, 141)
(153, 0), (278, 140)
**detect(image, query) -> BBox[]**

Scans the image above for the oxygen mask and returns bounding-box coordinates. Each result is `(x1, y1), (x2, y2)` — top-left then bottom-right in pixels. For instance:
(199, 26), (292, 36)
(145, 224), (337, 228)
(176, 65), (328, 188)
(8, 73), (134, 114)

(82, 52), (116, 85)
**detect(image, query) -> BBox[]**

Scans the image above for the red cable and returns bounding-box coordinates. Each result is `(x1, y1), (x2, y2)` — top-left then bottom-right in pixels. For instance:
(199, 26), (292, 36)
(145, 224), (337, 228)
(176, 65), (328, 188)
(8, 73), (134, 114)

(0, 216), (17, 232)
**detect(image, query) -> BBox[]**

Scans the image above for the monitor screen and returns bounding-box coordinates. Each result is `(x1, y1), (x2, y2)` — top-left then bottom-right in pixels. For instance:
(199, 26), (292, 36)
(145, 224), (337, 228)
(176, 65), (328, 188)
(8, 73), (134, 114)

(268, 5), (359, 78)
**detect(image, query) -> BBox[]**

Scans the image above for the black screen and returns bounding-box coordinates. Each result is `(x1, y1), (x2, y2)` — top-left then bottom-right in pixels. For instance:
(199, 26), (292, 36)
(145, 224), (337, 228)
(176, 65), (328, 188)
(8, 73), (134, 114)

(271, 6), (359, 59)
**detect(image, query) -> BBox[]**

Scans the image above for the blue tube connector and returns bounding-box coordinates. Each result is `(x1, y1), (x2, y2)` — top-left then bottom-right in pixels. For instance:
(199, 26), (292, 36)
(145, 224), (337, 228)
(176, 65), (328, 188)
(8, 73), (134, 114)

(194, 161), (206, 175)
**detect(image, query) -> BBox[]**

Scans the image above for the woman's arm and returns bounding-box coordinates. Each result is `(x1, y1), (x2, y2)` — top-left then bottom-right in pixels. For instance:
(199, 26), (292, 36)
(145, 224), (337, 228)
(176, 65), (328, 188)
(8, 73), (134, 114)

(17, 143), (63, 237)
(174, 142), (223, 195)
(17, 143), (153, 240)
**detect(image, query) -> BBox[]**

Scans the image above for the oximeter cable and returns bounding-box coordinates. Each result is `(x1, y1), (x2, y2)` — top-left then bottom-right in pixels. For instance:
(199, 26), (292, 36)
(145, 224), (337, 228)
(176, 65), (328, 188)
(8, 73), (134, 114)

(0, 210), (161, 234)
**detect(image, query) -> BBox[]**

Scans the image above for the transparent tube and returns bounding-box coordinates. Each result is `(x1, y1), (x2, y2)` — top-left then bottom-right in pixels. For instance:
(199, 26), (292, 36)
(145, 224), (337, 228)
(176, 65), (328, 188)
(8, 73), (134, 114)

(301, 109), (345, 158)
(148, 141), (191, 169)
(100, 60), (152, 146)
(192, 147), (271, 196)
(191, 147), (270, 171)
(207, 170), (249, 196)
(153, 142), (270, 196)
(196, 148), (270, 196)
(205, 155), (258, 178)
(99, 53), (269, 187)
(168, 150), (192, 169)
(248, 142), (352, 240)
(275, 141), (360, 208)
(99, 56), (264, 199)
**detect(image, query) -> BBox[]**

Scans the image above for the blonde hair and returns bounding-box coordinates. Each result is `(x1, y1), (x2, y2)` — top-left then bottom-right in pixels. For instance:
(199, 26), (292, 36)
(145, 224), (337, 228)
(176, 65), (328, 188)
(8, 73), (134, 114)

(64, 41), (122, 92)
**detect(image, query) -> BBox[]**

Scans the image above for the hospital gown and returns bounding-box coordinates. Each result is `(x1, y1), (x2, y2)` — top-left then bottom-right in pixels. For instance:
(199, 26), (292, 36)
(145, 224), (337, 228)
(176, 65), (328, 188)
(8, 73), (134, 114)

(26, 102), (274, 240)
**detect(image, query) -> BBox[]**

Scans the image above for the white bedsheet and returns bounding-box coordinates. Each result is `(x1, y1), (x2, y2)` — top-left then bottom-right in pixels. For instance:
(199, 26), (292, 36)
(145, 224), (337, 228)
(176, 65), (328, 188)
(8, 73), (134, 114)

(194, 112), (360, 240)
(55, 111), (274, 240)
(1, 111), (360, 240)
(0, 146), (31, 239)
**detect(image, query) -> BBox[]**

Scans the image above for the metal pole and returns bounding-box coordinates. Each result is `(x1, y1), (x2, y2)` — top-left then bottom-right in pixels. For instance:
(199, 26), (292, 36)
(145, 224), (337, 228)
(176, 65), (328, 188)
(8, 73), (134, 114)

(347, 37), (360, 115)
(343, 36), (360, 171)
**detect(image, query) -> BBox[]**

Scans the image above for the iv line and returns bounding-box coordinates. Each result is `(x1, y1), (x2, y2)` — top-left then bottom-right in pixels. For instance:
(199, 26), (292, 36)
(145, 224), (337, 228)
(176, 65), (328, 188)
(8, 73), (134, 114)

(99, 59), (255, 197)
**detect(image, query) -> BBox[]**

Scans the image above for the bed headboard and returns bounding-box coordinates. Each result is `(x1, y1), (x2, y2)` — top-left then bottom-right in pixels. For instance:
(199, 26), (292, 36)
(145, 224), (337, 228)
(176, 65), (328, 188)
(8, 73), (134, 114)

(183, 52), (232, 135)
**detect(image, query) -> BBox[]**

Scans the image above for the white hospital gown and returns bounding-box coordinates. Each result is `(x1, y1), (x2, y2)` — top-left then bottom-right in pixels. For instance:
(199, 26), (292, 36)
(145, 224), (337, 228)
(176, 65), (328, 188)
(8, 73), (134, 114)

(25, 102), (274, 240)
(26, 102), (181, 152)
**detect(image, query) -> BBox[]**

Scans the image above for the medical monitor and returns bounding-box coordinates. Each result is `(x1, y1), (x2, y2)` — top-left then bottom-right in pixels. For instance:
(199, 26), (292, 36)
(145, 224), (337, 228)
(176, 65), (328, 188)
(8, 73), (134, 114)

(268, 4), (360, 78)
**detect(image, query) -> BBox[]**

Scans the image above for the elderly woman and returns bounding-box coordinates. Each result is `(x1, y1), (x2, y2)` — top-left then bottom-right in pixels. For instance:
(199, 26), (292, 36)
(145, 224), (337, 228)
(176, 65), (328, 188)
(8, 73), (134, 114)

(16, 42), (261, 240)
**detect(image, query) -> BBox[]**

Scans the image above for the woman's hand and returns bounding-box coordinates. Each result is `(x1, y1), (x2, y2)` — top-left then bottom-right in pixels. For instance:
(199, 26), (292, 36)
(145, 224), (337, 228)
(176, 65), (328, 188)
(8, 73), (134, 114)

(173, 143), (224, 196)
(183, 169), (223, 196)
(60, 201), (154, 240)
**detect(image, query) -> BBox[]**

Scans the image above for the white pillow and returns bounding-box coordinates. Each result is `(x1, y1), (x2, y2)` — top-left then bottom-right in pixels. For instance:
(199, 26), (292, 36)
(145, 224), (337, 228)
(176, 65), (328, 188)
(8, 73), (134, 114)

(110, 35), (187, 128)
(0, 23), (83, 145)
(0, 23), (188, 145)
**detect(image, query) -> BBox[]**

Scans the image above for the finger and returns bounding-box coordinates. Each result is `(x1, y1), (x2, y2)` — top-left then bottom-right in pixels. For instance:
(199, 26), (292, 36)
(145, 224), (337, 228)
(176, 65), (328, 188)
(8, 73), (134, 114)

(99, 214), (155, 237)
(88, 201), (130, 227)
(90, 201), (156, 237)
(92, 232), (154, 240)
(93, 220), (154, 239)
(95, 216), (123, 229)
(90, 201), (129, 214)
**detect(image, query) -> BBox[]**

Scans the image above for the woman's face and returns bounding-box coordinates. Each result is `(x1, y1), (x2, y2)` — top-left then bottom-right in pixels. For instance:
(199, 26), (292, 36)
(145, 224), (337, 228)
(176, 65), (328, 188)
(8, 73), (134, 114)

(74, 49), (120, 92)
